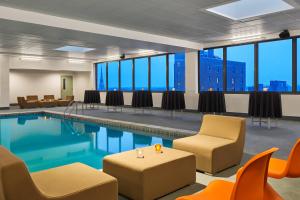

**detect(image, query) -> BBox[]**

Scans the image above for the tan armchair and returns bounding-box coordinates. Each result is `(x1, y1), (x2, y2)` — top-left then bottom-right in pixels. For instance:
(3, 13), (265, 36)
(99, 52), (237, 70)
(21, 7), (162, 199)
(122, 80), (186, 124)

(173, 114), (246, 174)
(39, 95), (57, 107)
(17, 97), (39, 109)
(26, 95), (39, 102)
(0, 146), (118, 200)
(57, 96), (74, 106)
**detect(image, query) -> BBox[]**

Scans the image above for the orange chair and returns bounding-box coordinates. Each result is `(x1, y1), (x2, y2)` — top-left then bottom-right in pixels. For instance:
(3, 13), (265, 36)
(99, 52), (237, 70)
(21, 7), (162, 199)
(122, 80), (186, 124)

(268, 139), (300, 179)
(176, 148), (282, 200)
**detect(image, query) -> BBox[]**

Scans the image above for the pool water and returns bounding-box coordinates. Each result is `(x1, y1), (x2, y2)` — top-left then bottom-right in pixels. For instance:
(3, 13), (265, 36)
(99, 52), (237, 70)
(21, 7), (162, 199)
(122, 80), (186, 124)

(0, 113), (172, 172)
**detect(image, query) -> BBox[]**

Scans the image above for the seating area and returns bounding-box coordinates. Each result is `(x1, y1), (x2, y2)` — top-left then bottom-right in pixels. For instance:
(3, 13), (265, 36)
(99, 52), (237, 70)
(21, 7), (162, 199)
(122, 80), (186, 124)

(1, 113), (299, 199)
(17, 95), (74, 109)
(0, 1), (300, 200)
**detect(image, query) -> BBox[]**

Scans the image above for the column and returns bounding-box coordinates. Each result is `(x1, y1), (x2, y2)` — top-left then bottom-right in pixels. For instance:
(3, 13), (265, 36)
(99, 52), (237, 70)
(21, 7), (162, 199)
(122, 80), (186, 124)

(185, 51), (199, 110)
(0, 55), (10, 108)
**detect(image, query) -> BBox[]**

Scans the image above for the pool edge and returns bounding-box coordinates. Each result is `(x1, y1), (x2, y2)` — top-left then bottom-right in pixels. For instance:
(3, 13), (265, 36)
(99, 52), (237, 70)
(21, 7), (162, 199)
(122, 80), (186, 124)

(0, 110), (197, 139)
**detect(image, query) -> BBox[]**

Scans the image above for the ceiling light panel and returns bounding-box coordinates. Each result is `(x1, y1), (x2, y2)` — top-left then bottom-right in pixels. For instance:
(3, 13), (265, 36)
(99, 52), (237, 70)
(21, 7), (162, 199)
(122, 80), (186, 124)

(68, 59), (86, 64)
(55, 45), (95, 53)
(20, 56), (43, 61)
(206, 0), (294, 20)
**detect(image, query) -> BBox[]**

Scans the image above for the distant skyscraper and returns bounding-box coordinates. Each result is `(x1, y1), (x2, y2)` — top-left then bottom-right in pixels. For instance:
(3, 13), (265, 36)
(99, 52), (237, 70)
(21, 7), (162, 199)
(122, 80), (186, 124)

(200, 50), (246, 91)
(227, 60), (246, 91)
(269, 80), (288, 91)
(99, 67), (105, 90)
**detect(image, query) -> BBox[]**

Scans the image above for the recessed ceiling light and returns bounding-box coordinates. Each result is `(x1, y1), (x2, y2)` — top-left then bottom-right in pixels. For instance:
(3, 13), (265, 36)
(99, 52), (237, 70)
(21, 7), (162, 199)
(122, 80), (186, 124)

(103, 55), (120, 60)
(206, 0), (294, 20)
(20, 56), (43, 61)
(55, 46), (95, 53)
(232, 35), (262, 42)
(68, 59), (87, 64)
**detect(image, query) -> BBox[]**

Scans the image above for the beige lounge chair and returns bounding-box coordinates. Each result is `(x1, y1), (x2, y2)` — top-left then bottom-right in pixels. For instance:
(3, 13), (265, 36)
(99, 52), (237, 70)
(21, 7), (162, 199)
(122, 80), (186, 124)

(0, 146), (118, 200)
(173, 114), (246, 174)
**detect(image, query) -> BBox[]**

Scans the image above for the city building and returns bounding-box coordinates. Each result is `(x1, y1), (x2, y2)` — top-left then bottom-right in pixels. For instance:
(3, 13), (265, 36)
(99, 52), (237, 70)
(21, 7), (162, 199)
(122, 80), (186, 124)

(200, 49), (246, 91)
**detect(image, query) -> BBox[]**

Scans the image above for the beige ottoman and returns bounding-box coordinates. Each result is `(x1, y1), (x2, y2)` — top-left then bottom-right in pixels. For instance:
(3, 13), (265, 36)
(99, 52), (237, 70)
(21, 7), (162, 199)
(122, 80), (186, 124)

(103, 146), (196, 200)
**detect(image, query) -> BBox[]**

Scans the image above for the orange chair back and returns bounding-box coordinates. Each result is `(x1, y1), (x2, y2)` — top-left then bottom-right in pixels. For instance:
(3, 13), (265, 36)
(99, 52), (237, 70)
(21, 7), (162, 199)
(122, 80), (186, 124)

(286, 139), (300, 178)
(230, 148), (278, 200)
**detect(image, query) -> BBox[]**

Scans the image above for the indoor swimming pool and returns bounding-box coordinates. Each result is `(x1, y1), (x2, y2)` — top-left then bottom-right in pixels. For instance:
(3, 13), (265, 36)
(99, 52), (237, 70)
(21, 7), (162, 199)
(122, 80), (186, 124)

(0, 113), (172, 172)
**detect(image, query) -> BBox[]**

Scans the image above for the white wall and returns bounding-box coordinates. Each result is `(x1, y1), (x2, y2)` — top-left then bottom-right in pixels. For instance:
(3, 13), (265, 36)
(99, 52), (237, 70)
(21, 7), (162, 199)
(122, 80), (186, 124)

(123, 92), (133, 106)
(73, 71), (93, 101)
(10, 70), (92, 103)
(7, 55), (94, 104)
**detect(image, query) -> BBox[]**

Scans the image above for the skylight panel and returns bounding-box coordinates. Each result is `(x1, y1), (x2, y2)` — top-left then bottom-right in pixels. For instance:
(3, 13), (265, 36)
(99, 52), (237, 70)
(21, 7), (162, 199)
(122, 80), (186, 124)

(55, 45), (95, 53)
(206, 0), (294, 20)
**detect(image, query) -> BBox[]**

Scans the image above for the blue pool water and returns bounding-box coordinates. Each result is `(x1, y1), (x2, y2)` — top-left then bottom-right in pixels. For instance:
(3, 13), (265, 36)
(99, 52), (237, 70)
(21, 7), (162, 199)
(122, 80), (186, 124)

(0, 113), (172, 172)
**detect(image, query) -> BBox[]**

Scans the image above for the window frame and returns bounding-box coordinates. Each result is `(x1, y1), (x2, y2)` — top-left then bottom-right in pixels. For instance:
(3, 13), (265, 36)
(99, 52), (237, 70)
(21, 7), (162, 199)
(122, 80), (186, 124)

(95, 62), (108, 91)
(150, 54), (168, 92)
(120, 59), (134, 91)
(198, 36), (299, 94)
(226, 43), (255, 92)
(134, 56), (150, 91)
(258, 38), (293, 92)
(94, 52), (185, 93)
(198, 48), (225, 92)
(107, 60), (120, 91)
(168, 53), (186, 91)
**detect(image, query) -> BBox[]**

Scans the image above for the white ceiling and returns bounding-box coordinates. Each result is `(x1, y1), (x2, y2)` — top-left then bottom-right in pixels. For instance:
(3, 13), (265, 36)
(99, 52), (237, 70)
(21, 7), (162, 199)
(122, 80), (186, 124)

(0, 18), (186, 60)
(0, 0), (300, 59)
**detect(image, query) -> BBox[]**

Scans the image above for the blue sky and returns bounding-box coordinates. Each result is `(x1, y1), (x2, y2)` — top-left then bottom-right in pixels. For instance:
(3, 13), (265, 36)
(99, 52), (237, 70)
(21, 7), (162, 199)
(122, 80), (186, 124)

(120, 59), (133, 91)
(212, 39), (293, 90)
(259, 39), (292, 89)
(227, 45), (254, 88)
(108, 61), (119, 90)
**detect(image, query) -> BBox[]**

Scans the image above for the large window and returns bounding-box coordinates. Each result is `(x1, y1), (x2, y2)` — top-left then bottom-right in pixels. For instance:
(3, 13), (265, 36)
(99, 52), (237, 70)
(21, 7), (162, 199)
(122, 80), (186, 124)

(96, 63), (106, 91)
(150, 55), (167, 91)
(120, 59), (133, 91)
(297, 38), (300, 91)
(108, 61), (119, 91)
(169, 53), (185, 91)
(259, 39), (292, 92)
(199, 48), (224, 91)
(135, 57), (149, 90)
(227, 44), (254, 91)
